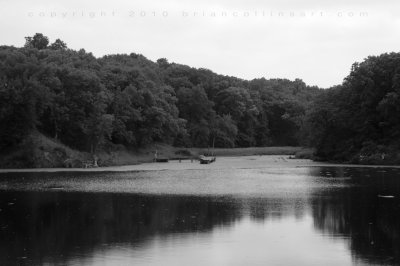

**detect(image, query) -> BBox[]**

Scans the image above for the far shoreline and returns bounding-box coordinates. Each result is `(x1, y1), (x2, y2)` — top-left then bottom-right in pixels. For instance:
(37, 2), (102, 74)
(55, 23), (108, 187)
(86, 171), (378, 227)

(0, 155), (399, 174)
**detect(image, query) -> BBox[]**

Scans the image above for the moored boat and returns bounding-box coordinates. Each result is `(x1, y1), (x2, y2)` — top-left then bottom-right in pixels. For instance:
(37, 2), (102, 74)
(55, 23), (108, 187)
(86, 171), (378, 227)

(199, 155), (216, 164)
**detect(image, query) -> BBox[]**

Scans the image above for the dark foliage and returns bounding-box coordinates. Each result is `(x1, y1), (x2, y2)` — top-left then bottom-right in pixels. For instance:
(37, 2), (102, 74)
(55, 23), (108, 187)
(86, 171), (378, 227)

(306, 53), (400, 163)
(0, 34), (322, 153)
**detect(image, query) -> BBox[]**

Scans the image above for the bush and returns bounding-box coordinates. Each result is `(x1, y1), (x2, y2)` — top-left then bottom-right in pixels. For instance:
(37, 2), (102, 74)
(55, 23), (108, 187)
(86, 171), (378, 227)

(294, 148), (315, 159)
(174, 149), (193, 157)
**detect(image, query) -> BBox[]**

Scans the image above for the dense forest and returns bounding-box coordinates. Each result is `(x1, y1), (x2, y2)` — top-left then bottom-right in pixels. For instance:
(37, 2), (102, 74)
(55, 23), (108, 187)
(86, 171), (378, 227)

(308, 53), (400, 164)
(0, 33), (399, 165)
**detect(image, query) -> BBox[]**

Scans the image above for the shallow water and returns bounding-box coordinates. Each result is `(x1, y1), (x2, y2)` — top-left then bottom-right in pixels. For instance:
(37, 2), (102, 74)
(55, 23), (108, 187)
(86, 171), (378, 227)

(0, 157), (399, 265)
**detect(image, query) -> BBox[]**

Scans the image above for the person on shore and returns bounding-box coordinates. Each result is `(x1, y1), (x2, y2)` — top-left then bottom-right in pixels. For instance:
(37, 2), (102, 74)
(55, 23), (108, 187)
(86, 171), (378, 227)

(154, 150), (158, 162)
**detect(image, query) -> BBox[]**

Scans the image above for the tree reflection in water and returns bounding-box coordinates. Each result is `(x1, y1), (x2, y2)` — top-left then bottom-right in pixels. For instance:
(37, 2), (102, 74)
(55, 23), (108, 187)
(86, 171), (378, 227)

(0, 192), (245, 265)
(0, 167), (399, 265)
(310, 167), (400, 265)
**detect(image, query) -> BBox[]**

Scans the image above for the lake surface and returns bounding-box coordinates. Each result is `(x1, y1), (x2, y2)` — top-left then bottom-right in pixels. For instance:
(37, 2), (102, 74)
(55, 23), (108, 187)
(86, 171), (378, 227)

(0, 156), (399, 265)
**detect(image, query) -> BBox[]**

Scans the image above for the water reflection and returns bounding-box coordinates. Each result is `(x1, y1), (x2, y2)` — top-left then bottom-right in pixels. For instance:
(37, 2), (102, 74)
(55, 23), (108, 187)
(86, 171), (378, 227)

(0, 192), (310, 265)
(0, 166), (399, 265)
(310, 167), (400, 265)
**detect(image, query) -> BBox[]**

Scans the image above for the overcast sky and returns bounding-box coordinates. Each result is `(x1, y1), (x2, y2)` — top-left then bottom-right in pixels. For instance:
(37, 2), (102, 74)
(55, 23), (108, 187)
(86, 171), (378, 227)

(1, 0), (400, 88)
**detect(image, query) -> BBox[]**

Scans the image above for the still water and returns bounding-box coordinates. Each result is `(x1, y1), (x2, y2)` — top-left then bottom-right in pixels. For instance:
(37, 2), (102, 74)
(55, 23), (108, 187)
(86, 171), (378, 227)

(0, 157), (399, 265)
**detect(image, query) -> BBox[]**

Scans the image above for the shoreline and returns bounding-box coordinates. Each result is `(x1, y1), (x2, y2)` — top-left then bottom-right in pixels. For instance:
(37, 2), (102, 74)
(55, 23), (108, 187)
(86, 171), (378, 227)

(0, 155), (399, 173)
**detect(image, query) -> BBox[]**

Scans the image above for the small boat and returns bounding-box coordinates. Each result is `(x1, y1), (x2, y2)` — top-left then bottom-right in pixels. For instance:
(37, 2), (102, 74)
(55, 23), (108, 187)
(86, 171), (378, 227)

(199, 139), (217, 164)
(199, 155), (216, 164)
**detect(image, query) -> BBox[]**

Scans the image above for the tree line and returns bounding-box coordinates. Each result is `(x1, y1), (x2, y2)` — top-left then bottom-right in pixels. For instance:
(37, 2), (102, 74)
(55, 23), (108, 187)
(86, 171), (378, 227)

(1, 33), (398, 163)
(0, 33), (321, 154)
(306, 53), (400, 163)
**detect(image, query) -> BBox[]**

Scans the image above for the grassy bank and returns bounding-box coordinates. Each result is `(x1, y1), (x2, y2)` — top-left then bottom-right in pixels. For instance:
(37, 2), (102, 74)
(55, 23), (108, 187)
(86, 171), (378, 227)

(0, 132), (311, 169)
(192, 146), (305, 157)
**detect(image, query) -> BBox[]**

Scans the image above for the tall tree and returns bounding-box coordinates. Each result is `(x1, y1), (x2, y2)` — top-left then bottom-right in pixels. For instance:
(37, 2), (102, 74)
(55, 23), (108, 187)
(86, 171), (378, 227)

(49, 39), (67, 50)
(24, 33), (49, 50)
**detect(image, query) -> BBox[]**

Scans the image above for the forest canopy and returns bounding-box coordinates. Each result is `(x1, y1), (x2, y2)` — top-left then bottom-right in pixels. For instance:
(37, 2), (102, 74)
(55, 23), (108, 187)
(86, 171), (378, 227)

(1, 33), (399, 164)
(306, 53), (400, 164)
(0, 33), (321, 153)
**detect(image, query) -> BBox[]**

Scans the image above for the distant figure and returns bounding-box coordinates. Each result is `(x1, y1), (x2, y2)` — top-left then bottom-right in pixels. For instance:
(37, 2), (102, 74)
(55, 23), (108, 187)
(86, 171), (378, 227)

(154, 150), (158, 162)
(381, 153), (386, 160)
(93, 155), (98, 167)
